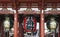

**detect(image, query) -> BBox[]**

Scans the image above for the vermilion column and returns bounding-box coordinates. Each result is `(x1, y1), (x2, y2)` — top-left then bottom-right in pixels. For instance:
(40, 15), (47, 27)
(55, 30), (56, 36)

(40, 10), (44, 37)
(19, 23), (24, 37)
(14, 11), (18, 37)
(1, 21), (5, 37)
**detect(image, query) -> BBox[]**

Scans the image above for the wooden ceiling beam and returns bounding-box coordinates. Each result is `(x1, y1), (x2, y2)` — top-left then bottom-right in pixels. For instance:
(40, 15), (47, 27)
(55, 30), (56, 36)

(0, 0), (60, 9)
(52, 3), (57, 8)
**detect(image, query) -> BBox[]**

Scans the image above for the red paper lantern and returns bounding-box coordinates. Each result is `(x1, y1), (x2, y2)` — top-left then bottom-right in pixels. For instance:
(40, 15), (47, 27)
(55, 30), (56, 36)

(23, 16), (36, 32)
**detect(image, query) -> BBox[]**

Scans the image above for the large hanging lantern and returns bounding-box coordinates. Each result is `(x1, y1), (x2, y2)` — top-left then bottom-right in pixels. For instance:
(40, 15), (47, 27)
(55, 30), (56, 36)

(23, 16), (36, 32)
(4, 17), (10, 31)
(46, 17), (58, 37)
(47, 17), (58, 32)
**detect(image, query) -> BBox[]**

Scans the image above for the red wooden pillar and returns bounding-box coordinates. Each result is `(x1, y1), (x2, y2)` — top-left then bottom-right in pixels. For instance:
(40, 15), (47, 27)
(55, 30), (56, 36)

(58, 23), (59, 37)
(19, 23), (24, 37)
(1, 21), (5, 37)
(58, 14), (60, 37)
(40, 10), (44, 37)
(40, 0), (45, 37)
(14, 10), (18, 37)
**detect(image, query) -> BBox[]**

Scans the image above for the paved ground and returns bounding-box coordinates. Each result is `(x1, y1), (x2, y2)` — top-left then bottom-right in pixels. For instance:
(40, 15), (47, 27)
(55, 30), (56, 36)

(24, 35), (39, 37)
(24, 30), (39, 37)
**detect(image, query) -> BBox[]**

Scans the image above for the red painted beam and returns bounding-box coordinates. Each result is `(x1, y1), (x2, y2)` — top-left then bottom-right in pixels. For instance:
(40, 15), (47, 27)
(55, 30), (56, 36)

(0, 11), (14, 14)
(44, 11), (60, 14)
(45, 0), (60, 3)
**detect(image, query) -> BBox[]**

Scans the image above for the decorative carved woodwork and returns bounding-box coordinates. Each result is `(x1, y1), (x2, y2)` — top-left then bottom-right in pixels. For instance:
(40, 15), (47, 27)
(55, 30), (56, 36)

(18, 8), (40, 14)
(45, 8), (60, 14)
(0, 8), (14, 14)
